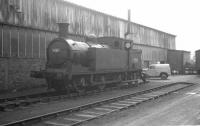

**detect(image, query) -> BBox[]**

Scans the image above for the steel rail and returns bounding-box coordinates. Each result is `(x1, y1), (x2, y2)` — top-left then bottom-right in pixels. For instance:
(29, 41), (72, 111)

(1, 82), (194, 126)
(0, 82), (145, 112)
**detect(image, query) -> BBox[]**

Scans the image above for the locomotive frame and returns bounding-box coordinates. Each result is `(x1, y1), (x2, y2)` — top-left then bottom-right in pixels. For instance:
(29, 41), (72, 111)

(31, 23), (145, 92)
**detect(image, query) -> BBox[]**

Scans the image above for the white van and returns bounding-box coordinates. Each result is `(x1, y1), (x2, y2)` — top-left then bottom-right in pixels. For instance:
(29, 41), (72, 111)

(143, 64), (171, 80)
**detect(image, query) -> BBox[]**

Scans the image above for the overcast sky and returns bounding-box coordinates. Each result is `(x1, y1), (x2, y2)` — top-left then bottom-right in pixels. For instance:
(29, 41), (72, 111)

(66, 0), (200, 55)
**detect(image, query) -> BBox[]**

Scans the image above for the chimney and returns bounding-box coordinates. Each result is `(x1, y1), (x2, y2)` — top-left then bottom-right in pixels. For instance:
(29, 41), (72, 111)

(57, 23), (69, 37)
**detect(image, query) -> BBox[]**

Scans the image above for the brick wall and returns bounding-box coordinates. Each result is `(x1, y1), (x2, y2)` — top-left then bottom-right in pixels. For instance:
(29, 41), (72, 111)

(0, 58), (46, 91)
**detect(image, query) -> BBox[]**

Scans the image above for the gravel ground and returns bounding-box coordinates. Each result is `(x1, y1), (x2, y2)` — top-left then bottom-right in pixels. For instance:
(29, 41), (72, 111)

(0, 75), (197, 125)
(0, 87), (48, 99)
(81, 75), (200, 126)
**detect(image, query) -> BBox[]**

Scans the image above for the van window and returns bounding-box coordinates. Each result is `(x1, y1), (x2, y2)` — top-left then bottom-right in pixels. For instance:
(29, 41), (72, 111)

(149, 66), (155, 69)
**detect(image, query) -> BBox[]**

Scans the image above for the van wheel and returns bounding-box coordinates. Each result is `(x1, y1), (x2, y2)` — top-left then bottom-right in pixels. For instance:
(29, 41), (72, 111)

(160, 73), (168, 80)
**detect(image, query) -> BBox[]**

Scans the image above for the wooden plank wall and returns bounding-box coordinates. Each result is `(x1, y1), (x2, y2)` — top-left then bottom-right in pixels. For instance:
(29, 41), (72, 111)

(0, 0), (176, 50)
(182, 51), (190, 65)
(195, 50), (200, 70)
(0, 23), (86, 58)
(132, 44), (167, 65)
(0, 24), (57, 58)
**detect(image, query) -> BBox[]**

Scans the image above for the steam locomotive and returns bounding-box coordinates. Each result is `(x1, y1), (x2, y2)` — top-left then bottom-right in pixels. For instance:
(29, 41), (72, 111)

(31, 23), (145, 92)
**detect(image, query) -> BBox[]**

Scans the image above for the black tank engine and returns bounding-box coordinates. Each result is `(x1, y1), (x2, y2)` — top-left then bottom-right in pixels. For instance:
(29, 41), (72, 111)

(31, 23), (144, 92)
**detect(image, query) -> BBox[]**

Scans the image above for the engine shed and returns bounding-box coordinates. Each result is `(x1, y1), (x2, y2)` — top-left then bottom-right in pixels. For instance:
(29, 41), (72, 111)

(0, 0), (176, 90)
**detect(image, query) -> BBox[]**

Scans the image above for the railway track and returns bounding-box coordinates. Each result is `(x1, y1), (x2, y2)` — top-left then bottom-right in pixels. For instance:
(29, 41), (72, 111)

(1, 82), (194, 126)
(0, 82), (144, 112)
(0, 91), (68, 112)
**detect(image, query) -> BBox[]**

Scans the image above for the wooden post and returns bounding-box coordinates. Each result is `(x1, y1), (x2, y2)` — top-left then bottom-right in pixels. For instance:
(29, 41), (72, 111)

(4, 58), (9, 90)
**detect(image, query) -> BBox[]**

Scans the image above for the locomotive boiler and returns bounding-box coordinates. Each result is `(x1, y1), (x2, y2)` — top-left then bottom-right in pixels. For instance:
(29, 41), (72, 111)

(31, 23), (145, 92)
